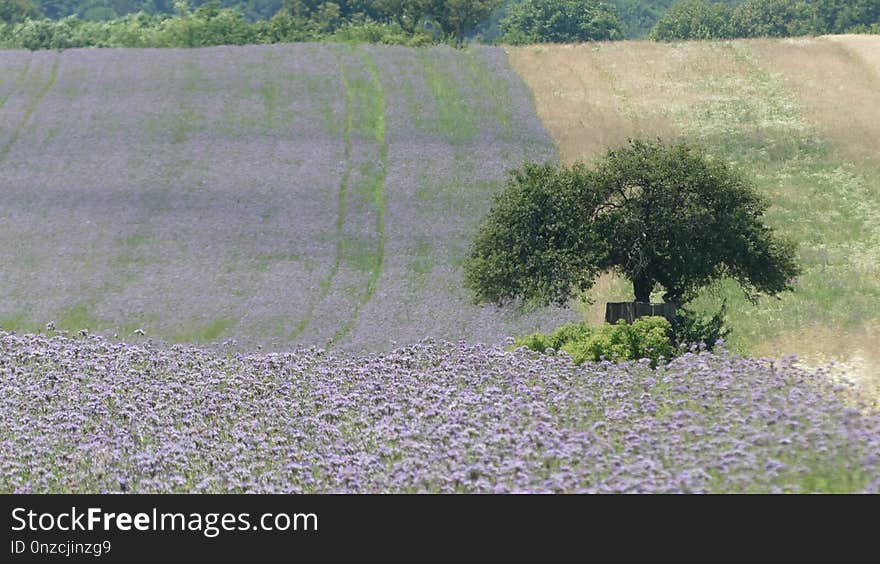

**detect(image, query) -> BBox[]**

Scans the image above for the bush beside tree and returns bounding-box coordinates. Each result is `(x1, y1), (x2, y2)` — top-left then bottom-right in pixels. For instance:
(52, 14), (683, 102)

(514, 316), (676, 367)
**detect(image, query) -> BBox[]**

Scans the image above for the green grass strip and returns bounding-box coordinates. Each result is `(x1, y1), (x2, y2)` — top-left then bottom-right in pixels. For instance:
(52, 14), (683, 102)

(0, 55), (32, 111)
(290, 51), (354, 340)
(331, 49), (388, 345)
(0, 54), (59, 163)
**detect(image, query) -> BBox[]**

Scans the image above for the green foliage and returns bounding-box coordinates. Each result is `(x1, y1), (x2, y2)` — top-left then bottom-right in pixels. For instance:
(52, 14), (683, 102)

(670, 304), (730, 351)
(498, 0), (623, 45)
(465, 139), (801, 309)
(0, 0), (445, 47)
(649, 0), (733, 40)
(730, 0), (810, 38)
(548, 320), (591, 347)
(1, 7), (261, 48)
(514, 330), (554, 353)
(1, 0), (40, 23)
(157, 1), (257, 46)
(651, 0), (880, 40)
(514, 316), (676, 367)
(427, 0), (502, 45)
(590, 139), (801, 304)
(370, 0), (425, 32)
(606, 0), (675, 38)
(463, 161), (605, 307)
(10, 16), (92, 49)
(328, 16), (433, 44)
(15, 0), (880, 42)
(811, 0), (880, 35)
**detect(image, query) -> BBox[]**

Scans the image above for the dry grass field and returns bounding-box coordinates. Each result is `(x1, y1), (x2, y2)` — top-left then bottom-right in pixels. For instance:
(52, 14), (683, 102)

(508, 36), (880, 399)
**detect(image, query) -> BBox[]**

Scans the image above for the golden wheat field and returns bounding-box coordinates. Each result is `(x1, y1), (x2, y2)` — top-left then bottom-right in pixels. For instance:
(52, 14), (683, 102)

(508, 36), (880, 402)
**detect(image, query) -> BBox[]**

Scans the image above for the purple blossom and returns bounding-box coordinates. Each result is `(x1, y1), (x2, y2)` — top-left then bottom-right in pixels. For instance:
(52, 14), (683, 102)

(0, 45), (568, 351)
(1, 331), (879, 493)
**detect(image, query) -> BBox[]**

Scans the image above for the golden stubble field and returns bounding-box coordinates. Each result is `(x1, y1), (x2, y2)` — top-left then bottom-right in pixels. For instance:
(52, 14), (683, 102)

(508, 36), (880, 403)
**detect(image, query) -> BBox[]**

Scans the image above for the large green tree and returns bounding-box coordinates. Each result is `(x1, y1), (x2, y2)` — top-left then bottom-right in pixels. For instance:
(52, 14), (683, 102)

(464, 139), (800, 307)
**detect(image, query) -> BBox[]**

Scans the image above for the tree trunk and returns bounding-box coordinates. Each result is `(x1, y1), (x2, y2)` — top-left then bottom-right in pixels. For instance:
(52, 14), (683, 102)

(632, 275), (652, 303)
(605, 302), (677, 325)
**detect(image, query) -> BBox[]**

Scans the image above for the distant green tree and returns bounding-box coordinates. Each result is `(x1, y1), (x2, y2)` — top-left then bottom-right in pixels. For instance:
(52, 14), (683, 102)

(371, 0), (424, 32)
(810, 0), (880, 34)
(276, 0), (383, 25)
(157, 0), (256, 45)
(1, 0), (41, 22)
(464, 139), (800, 307)
(608, 0), (678, 38)
(649, 0), (733, 40)
(426, 0), (500, 45)
(499, 0), (623, 44)
(731, 0), (810, 37)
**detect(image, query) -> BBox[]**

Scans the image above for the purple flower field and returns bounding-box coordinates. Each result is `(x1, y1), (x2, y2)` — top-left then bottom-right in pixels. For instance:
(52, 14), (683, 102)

(3, 44), (877, 494)
(0, 44), (570, 350)
(1, 331), (878, 493)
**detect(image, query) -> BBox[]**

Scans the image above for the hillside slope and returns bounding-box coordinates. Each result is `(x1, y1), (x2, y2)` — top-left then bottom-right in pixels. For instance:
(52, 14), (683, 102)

(509, 36), (880, 382)
(0, 44), (570, 350)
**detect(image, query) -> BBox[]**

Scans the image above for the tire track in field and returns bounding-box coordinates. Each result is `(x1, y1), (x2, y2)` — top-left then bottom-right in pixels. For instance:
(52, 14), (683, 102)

(289, 52), (354, 340)
(331, 51), (387, 345)
(290, 47), (387, 345)
(0, 54), (59, 163)
(0, 55), (32, 111)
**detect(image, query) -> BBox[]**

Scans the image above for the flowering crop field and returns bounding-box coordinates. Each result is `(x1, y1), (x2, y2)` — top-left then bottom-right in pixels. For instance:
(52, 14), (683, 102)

(0, 44), (569, 350)
(3, 42), (878, 495)
(1, 331), (878, 493)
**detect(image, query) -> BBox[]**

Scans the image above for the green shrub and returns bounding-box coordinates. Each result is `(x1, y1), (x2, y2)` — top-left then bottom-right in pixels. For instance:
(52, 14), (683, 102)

(548, 322), (591, 349)
(516, 331), (554, 353)
(630, 316), (677, 360)
(514, 316), (675, 367)
(670, 304), (730, 351)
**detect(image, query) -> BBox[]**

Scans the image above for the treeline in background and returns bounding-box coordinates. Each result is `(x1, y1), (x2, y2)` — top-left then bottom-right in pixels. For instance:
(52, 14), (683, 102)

(0, 0), (878, 49)
(650, 0), (880, 40)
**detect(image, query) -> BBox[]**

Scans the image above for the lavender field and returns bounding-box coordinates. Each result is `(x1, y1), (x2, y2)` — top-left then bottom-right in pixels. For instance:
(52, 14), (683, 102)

(2, 331), (878, 493)
(0, 44), (570, 350)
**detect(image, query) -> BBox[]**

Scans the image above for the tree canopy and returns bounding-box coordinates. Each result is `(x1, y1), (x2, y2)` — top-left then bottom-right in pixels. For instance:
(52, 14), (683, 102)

(464, 139), (800, 307)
